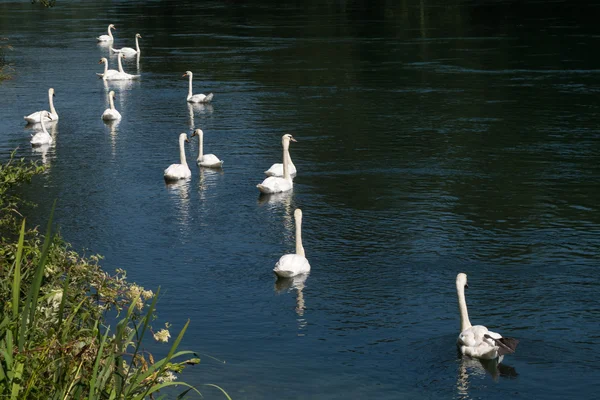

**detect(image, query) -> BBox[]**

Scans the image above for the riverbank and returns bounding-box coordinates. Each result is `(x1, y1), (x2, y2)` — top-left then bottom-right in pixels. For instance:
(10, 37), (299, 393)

(0, 152), (229, 399)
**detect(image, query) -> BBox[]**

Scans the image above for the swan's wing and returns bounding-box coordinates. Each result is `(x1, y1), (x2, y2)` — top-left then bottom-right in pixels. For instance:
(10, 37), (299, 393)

(484, 334), (519, 355)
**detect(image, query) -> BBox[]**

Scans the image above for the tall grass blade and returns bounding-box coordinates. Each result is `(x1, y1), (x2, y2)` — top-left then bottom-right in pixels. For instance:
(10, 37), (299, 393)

(18, 201), (56, 351)
(11, 219), (26, 318)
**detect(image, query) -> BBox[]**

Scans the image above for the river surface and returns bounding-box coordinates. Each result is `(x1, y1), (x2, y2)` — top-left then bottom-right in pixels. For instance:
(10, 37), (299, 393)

(1, 0), (600, 398)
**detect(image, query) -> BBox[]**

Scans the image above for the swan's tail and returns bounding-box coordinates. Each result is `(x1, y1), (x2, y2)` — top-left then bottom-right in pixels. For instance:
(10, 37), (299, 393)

(203, 93), (214, 103)
(484, 334), (519, 356)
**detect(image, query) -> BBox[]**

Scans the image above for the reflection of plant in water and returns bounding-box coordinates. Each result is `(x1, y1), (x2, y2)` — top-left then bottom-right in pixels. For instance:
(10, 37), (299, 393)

(0, 38), (13, 82)
(32, 0), (57, 7)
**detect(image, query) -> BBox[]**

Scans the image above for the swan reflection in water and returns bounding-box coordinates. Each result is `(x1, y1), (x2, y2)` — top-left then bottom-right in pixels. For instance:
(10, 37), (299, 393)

(456, 354), (518, 399)
(187, 102), (214, 129)
(164, 178), (192, 227)
(31, 143), (51, 166)
(103, 119), (120, 157)
(274, 273), (308, 334)
(197, 166), (223, 201)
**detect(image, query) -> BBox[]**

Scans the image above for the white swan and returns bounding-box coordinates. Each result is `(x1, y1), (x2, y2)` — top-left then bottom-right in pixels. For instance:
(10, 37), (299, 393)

(456, 273), (519, 360)
(191, 128), (223, 168)
(110, 33), (142, 57)
(105, 53), (140, 80)
(97, 58), (120, 79)
(97, 24), (116, 42)
(101, 91), (122, 121)
(164, 133), (192, 181)
(257, 134), (295, 194)
(183, 71), (213, 103)
(274, 209), (311, 278)
(264, 138), (297, 177)
(30, 112), (53, 147)
(24, 88), (58, 123)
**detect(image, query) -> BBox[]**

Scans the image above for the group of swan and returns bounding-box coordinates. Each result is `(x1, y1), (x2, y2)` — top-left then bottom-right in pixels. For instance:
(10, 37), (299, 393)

(97, 53), (140, 80)
(24, 88), (58, 123)
(163, 129), (223, 181)
(257, 134), (297, 194)
(456, 273), (519, 360)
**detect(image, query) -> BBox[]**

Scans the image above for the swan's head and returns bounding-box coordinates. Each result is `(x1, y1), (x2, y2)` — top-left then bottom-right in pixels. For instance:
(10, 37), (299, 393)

(179, 132), (190, 143)
(191, 128), (203, 138)
(49, 88), (55, 97)
(119, 53), (126, 59)
(456, 273), (469, 289)
(294, 208), (303, 220)
(136, 33), (142, 38)
(183, 71), (194, 78)
(282, 134), (297, 145)
(99, 58), (108, 64)
(109, 24), (116, 30)
(109, 90), (116, 98)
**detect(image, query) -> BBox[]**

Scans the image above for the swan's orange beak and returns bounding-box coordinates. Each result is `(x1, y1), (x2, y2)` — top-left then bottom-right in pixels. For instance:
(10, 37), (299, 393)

(98, 59), (103, 64)
(185, 138), (190, 143)
(182, 73), (187, 77)
(290, 137), (297, 142)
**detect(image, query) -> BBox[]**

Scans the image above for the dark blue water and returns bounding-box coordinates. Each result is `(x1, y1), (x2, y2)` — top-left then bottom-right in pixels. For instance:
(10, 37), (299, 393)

(1, 0), (600, 398)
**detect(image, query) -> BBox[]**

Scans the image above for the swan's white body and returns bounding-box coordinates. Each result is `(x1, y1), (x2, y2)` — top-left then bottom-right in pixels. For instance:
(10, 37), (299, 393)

(274, 209), (311, 278)
(105, 53), (140, 80)
(97, 58), (119, 79)
(257, 134), (296, 194)
(97, 24), (116, 42)
(191, 128), (223, 168)
(102, 91), (121, 121)
(183, 71), (213, 103)
(456, 273), (518, 360)
(164, 133), (192, 181)
(30, 112), (53, 147)
(264, 159), (296, 177)
(110, 33), (141, 57)
(24, 88), (58, 123)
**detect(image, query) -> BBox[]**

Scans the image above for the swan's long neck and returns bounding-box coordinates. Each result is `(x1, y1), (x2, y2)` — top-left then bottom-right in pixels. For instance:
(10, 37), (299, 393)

(103, 60), (108, 75)
(187, 74), (193, 99)
(179, 136), (188, 166)
(109, 94), (116, 111)
(108, 25), (113, 38)
(39, 115), (48, 134)
(135, 36), (140, 53)
(295, 214), (305, 257)
(282, 140), (291, 180)
(197, 131), (204, 159)
(457, 283), (472, 332)
(117, 54), (125, 73)
(48, 91), (56, 115)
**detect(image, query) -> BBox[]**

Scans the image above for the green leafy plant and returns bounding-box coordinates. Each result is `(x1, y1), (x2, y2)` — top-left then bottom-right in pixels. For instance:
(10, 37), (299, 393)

(0, 152), (231, 399)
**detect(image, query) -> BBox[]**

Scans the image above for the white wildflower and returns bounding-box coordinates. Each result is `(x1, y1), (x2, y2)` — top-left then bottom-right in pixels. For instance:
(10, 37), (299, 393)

(153, 328), (171, 343)
(47, 289), (63, 308)
(157, 371), (177, 383)
(141, 289), (154, 300)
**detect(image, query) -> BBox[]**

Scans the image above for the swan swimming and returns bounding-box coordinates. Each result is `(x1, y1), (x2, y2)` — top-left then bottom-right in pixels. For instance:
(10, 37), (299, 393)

(456, 273), (519, 360)
(164, 133), (192, 181)
(97, 58), (119, 80)
(274, 209), (311, 278)
(257, 134), (296, 194)
(30, 112), (53, 147)
(101, 91), (121, 121)
(106, 53), (140, 80)
(183, 71), (213, 103)
(191, 128), (223, 168)
(97, 24), (116, 42)
(24, 88), (58, 123)
(110, 33), (142, 57)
